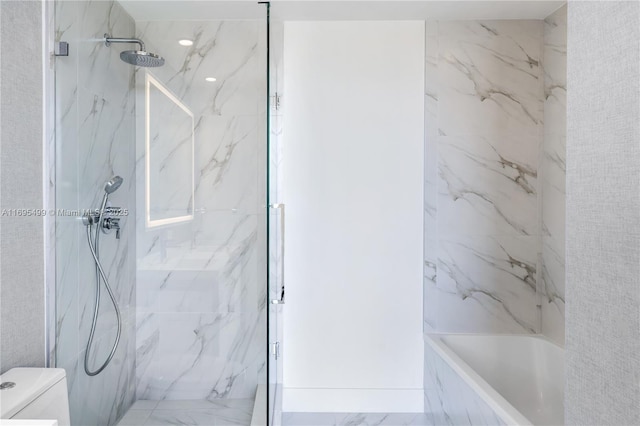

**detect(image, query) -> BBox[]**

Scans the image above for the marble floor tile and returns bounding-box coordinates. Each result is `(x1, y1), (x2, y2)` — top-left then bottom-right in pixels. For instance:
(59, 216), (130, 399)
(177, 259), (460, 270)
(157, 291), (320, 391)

(144, 409), (247, 426)
(117, 399), (253, 426)
(154, 399), (254, 411)
(130, 400), (160, 410)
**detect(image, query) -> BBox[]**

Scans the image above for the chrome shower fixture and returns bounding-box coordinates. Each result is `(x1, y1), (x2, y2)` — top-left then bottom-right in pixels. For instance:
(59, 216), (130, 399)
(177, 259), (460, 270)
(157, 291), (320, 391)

(104, 175), (123, 194)
(104, 33), (165, 67)
(83, 175), (125, 376)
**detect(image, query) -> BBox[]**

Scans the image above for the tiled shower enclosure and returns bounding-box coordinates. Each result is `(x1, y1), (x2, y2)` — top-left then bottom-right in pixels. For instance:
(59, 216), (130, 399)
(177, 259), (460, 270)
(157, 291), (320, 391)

(52, 1), (268, 424)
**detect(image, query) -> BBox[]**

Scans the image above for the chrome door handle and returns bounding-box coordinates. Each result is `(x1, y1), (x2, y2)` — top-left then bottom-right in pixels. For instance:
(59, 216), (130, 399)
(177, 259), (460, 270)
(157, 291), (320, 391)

(270, 203), (285, 305)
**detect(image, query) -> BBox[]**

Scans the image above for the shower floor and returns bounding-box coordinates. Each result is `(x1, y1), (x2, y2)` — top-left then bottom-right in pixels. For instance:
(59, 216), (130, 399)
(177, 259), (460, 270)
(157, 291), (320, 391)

(117, 399), (254, 426)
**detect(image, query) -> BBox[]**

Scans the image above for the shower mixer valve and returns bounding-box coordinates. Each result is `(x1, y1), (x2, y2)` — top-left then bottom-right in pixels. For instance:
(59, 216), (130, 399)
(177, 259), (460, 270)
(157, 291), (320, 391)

(82, 207), (122, 239)
(102, 216), (121, 239)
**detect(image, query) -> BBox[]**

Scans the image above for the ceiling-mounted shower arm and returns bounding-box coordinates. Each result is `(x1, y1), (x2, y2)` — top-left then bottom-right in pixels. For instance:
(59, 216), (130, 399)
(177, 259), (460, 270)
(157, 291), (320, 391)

(104, 33), (145, 51)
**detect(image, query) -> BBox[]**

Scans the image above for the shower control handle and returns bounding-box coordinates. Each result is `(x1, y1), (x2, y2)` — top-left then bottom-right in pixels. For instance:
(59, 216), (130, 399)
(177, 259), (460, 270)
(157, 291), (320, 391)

(82, 208), (122, 238)
(103, 217), (121, 239)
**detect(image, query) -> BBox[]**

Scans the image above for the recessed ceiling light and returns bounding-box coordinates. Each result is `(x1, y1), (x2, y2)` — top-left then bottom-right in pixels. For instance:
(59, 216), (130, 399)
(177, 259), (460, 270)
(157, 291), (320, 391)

(178, 39), (193, 46)
(205, 77), (217, 82)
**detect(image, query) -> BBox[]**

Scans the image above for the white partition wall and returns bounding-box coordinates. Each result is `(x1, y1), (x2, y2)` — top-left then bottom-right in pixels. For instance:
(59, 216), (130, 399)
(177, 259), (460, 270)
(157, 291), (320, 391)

(282, 21), (425, 413)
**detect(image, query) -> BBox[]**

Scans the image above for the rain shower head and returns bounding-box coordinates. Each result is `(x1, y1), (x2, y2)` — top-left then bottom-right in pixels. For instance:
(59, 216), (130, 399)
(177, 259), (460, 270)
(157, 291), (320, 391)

(119, 50), (165, 67)
(104, 176), (123, 194)
(104, 34), (165, 68)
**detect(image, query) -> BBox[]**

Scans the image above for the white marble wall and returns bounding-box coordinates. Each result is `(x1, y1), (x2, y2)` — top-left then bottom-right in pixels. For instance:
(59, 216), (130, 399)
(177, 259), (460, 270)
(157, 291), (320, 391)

(541, 5), (567, 346)
(134, 19), (267, 401)
(424, 341), (506, 425)
(54, 1), (137, 425)
(424, 20), (544, 334)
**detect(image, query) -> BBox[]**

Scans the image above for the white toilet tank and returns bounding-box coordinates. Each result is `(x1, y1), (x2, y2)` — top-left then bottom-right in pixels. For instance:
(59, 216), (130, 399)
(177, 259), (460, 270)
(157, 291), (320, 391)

(0, 368), (70, 426)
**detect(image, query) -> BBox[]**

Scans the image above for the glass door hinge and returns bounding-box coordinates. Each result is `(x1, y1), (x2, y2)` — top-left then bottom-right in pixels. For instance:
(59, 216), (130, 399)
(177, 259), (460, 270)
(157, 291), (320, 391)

(271, 93), (281, 111)
(271, 341), (280, 360)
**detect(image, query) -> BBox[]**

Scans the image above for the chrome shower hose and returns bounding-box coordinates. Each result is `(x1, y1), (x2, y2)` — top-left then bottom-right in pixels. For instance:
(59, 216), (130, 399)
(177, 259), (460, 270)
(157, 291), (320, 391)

(83, 195), (122, 376)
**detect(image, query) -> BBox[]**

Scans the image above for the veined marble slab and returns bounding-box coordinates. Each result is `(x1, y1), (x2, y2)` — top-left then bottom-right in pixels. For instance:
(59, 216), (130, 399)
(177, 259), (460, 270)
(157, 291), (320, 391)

(53, 1), (137, 425)
(134, 19), (267, 402)
(424, 19), (545, 334)
(117, 399), (253, 426)
(540, 5), (567, 346)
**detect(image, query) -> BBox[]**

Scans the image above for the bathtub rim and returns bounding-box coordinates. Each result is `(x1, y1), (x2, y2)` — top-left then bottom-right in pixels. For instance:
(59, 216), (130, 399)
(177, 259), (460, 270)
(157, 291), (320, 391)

(425, 333), (563, 426)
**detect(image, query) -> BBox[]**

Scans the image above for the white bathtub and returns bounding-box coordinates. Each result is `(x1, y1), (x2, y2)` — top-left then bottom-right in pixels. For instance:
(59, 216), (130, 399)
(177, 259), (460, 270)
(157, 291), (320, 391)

(424, 334), (564, 426)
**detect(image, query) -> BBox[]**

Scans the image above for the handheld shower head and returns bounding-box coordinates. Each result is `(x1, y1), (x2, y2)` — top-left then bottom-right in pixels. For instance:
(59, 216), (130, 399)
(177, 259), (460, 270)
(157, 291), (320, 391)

(104, 176), (123, 194)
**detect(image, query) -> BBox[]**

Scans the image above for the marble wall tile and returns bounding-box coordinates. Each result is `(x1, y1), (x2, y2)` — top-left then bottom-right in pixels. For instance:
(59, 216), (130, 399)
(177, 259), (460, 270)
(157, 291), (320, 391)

(76, 89), (135, 208)
(76, 0), (135, 96)
(147, 85), (193, 220)
(424, 21), (438, 234)
(134, 312), (159, 399)
(54, 0), (81, 373)
(541, 133), (566, 241)
(194, 115), (259, 214)
(436, 236), (538, 333)
(54, 1), (137, 425)
(136, 269), (220, 313)
(135, 214), (263, 400)
(423, 246), (438, 333)
(77, 322), (136, 426)
(541, 237), (565, 341)
(58, 355), (81, 425)
(542, 7), (567, 139)
(136, 21), (262, 118)
(135, 19), (267, 403)
(424, 19), (544, 334)
(54, 221), (80, 368)
(541, 5), (566, 346)
(437, 21), (544, 140)
(437, 134), (538, 237)
(423, 21), (439, 334)
(136, 311), (263, 400)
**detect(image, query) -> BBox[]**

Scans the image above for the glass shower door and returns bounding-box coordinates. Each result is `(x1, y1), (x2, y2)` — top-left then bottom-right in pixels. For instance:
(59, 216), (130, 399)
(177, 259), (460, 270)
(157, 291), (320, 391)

(53, 2), (138, 423)
(267, 12), (284, 425)
(132, 5), (270, 423)
(52, 1), (271, 425)
(269, 204), (284, 426)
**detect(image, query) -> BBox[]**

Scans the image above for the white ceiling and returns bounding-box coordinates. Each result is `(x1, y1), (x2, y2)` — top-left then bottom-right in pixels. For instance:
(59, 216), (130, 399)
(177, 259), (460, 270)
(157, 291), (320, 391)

(272, 1), (566, 20)
(119, 0), (566, 21)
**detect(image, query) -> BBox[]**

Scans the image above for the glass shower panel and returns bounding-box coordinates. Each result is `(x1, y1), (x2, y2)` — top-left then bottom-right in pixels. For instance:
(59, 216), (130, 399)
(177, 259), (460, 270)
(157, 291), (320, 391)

(133, 9), (268, 416)
(53, 1), (269, 425)
(268, 15), (285, 426)
(54, 1), (137, 424)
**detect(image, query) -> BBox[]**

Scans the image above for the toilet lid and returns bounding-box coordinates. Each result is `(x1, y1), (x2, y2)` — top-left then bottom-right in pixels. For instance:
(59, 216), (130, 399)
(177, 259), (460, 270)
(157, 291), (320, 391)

(0, 368), (65, 419)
